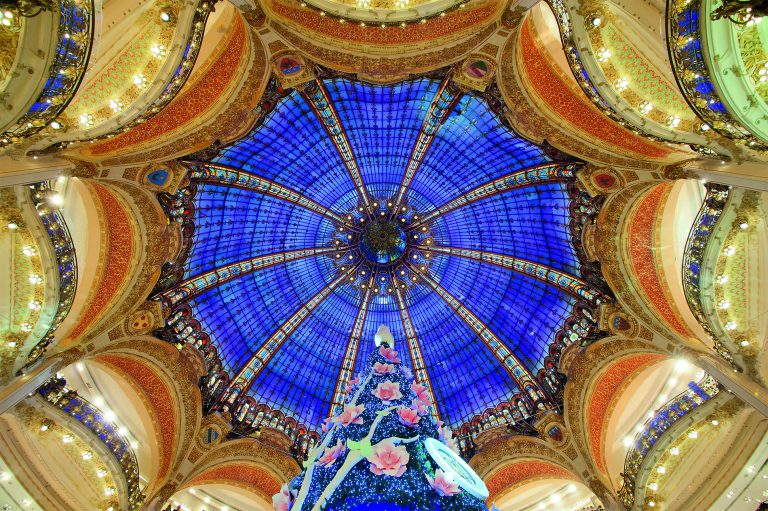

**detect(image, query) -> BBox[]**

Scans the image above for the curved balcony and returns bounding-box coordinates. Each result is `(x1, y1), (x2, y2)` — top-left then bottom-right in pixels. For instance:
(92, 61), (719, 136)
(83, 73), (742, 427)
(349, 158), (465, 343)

(617, 374), (723, 509)
(543, 0), (710, 149)
(666, 0), (768, 151)
(0, 0), (94, 145)
(37, 375), (144, 510)
(24, 181), (77, 365)
(681, 183), (738, 363)
(30, 0), (216, 152)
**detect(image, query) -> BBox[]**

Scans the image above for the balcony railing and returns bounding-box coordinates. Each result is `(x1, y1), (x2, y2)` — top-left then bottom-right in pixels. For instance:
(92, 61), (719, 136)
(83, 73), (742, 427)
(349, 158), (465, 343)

(0, 0), (94, 144)
(38, 375), (144, 510)
(666, 0), (768, 151)
(618, 374), (720, 509)
(25, 181), (77, 364)
(681, 183), (733, 363)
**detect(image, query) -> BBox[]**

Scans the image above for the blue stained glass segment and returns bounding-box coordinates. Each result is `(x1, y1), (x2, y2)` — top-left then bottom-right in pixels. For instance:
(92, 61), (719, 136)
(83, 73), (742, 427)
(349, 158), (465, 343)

(181, 75), (586, 430)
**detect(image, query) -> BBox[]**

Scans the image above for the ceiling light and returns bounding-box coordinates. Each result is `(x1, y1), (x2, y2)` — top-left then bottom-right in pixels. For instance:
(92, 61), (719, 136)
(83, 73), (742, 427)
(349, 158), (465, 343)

(160, 11), (171, 22)
(657, 466), (666, 474)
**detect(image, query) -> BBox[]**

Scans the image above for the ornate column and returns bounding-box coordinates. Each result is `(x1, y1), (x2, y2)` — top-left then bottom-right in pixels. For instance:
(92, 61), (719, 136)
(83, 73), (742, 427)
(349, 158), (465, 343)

(0, 348), (81, 415)
(694, 352), (768, 418)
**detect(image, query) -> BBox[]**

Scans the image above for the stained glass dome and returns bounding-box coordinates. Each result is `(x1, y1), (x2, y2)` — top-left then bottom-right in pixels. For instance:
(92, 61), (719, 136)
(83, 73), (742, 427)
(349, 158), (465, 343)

(156, 71), (607, 446)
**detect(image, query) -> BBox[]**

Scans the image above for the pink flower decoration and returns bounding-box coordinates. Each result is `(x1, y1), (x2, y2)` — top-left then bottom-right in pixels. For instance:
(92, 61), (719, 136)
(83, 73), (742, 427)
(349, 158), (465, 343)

(367, 439), (410, 477)
(372, 380), (402, 403)
(349, 375), (361, 386)
(373, 362), (396, 375)
(426, 469), (460, 497)
(397, 406), (421, 427)
(411, 398), (427, 415)
(412, 382), (432, 405)
(318, 439), (346, 467)
(439, 426), (460, 454)
(379, 346), (401, 363)
(272, 483), (295, 511)
(333, 403), (365, 427)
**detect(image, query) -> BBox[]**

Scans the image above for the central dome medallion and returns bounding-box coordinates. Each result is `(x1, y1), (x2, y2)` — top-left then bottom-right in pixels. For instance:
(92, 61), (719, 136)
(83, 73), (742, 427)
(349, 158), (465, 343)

(360, 220), (407, 264)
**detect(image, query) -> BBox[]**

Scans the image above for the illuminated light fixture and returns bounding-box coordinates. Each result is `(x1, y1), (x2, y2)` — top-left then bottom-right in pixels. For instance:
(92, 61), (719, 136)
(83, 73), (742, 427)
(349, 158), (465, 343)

(96, 469), (107, 478)
(151, 44), (167, 59)
(649, 482), (658, 491)
(567, 484), (577, 493)
(62, 434), (73, 443)
(674, 359), (689, 372)
(28, 300), (42, 310)
(740, 340), (749, 347)
(395, 0), (409, 7)
(723, 245), (736, 256)
(596, 47), (611, 62)
(739, 222), (749, 229)
(109, 99), (123, 112)
(725, 321), (737, 331)
(40, 423), (49, 431)
(130, 440), (139, 449)
(0, 472), (10, 482)
(20, 323), (32, 332)
(667, 116), (681, 128)
(49, 193), (63, 206)
(82, 451), (93, 460)
(104, 410), (117, 422)
(104, 487), (115, 496)
(159, 10), (171, 22)
(615, 77), (629, 92)
(657, 466), (666, 474)
(133, 74), (149, 88)
(649, 501), (656, 507)
(700, 123), (710, 131)
(716, 275), (729, 285)
(7, 341), (16, 348)
(711, 419), (719, 426)
(688, 430), (698, 439)
(29, 273), (42, 285)
(591, 16), (602, 26)
(623, 436), (633, 447)
(670, 447), (680, 455)
(7, 222), (18, 229)
(718, 299), (730, 310)
(550, 494), (562, 504)
(93, 396), (104, 406)
(50, 120), (62, 130)
(639, 101), (653, 115)
(79, 113), (94, 127)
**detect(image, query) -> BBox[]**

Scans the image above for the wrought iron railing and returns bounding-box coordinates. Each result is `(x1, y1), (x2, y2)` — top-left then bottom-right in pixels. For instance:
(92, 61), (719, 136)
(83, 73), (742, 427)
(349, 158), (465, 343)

(0, 0), (94, 144)
(31, 0), (218, 152)
(25, 181), (77, 364)
(618, 374), (720, 508)
(666, 0), (768, 151)
(681, 183), (733, 363)
(38, 375), (144, 510)
(545, 0), (688, 146)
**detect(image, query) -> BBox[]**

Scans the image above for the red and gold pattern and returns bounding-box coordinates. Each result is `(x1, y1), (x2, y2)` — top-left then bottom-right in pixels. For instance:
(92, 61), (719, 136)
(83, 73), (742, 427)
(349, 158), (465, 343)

(627, 183), (695, 339)
(185, 463), (281, 500)
(587, 353), (665, 474)
(86, 13), (249, 157)
(486, 460), (576, 501)
(518, 18), (672, 161)
(64, 182), (135, 343)
(95, 354), (179, 481)
(266, 0), (499, 46)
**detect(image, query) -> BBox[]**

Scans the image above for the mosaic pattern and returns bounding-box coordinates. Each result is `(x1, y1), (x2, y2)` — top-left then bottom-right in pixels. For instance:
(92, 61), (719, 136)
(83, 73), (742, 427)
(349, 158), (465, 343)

(161, 75), (603, 432)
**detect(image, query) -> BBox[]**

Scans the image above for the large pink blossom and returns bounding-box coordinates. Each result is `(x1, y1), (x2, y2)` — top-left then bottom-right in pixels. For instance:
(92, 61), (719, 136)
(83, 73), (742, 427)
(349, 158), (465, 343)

(272, 483), (295, 511)
(367, 439), (410, 477)
(333, 403), (365, 426)
(372, 380), (402, 403)
(412, 382), (432, 406)
(397, 406), (421, 427)
(379, 346), (401, 363)
(373, 362), (395, 375)
(426, 469), (460, 497)
(439, 426), (460, 454)
(318, 439), (346, 467)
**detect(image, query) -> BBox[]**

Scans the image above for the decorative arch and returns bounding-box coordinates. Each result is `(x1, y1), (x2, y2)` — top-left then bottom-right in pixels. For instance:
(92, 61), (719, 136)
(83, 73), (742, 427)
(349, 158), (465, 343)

(563, 336), (669, 481)
(470, 435), (582, 503)
(48, 178), (174, 353)
(88, 336), (204, 494)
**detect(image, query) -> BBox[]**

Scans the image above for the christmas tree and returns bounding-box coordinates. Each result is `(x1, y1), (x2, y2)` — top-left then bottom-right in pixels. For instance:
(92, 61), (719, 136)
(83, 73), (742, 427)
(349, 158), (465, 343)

(273, 327), (489, 511)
